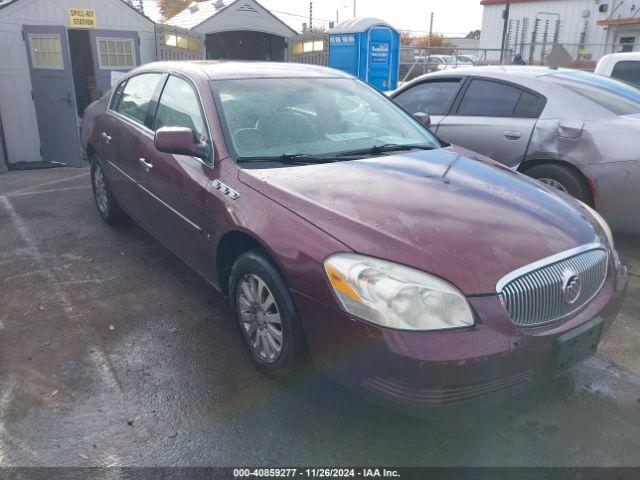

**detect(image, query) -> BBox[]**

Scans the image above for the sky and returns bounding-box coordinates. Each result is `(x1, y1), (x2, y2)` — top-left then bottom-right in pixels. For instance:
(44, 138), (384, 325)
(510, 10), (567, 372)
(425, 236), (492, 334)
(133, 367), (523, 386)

(143, 0), (484, 37)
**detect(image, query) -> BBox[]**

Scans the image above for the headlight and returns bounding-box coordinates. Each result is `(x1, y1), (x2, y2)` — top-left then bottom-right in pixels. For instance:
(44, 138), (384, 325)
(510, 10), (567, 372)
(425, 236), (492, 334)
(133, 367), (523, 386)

(324, 253), (475, 331)
(580, 201), (614, 250)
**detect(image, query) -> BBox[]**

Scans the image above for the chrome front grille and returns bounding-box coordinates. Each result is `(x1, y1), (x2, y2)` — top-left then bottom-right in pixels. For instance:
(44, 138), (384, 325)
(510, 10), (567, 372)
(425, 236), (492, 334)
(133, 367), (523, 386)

(497, 244), (609, 327)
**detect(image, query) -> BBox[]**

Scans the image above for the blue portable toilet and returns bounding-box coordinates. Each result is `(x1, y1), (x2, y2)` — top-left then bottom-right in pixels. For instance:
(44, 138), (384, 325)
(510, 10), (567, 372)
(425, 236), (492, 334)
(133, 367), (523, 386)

(329, 18), (400, 91)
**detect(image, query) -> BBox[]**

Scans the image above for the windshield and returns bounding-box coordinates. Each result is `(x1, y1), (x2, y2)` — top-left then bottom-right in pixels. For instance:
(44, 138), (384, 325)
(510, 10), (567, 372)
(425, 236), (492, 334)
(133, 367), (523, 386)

(210, 78), (440, 161)
(543, 70), (640, 115)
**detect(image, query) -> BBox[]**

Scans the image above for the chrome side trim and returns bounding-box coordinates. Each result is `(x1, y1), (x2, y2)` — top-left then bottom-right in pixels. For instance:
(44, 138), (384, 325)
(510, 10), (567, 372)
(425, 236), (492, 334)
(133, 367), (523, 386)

(496, 242), (606, 292)
(106, 159), (202, 232)
(107, 159), (136, 182)
(138, 184), (203, 232)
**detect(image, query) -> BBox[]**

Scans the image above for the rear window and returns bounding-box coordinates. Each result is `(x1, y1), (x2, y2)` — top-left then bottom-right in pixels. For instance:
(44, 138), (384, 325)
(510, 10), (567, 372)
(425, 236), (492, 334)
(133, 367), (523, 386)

(611, 61), (640, 87)
(543, 70), (640, 115)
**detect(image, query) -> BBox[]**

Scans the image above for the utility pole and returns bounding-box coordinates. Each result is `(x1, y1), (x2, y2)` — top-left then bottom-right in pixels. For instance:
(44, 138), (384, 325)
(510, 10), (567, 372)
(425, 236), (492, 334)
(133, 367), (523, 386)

(428, 11), (434, 54)
(500, 0), (511, 63)
(353, 0), (356, 17)
(336, 10), (339, 23)
(309, 1), (313, 29)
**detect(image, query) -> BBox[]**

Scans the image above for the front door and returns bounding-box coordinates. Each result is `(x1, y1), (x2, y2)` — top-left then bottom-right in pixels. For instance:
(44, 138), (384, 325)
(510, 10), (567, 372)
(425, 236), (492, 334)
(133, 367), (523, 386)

(366, 27), (394, 91)
(23, 25), (83, 167)
(89, 30), (141, 98)
(135, 74), (211, 274)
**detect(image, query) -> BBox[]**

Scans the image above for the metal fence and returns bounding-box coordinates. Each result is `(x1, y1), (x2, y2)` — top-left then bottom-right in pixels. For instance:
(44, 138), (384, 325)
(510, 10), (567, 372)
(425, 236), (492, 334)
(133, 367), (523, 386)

(399, 47), (510, 82)
(399, 42), (640, 83)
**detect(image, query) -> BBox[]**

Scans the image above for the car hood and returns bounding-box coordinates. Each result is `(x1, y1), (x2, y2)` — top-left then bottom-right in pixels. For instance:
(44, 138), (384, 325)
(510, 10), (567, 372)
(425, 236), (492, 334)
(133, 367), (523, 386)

(238, 146), (601, 295)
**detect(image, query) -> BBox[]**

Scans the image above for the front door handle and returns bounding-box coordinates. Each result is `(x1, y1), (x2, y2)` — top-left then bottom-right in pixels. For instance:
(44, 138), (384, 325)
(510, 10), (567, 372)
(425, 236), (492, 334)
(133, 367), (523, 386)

(504, 130), (522, 140)
(101, 132), (112, 144)
(139, 157), (153, 172)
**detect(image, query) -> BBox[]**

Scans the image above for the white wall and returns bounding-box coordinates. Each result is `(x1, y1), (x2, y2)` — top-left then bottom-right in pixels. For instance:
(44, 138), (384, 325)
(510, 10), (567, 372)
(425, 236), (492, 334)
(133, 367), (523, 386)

(0, 0), (155, 164)
(478, 0), (638, 62)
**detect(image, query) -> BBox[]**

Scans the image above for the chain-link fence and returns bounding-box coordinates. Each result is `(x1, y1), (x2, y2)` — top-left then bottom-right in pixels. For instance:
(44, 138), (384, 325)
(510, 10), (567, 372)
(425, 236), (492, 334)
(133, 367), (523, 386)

(400, 41), (640, 83)
(400, 47), (510, 83)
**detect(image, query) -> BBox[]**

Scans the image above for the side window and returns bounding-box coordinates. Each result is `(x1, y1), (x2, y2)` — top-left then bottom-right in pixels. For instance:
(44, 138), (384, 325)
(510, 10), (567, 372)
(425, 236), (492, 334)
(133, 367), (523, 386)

(110, 80), (127, 110)
(611, 61), (640, 87)
(154, 75), (207, 141)
(457, 79), (542, 117)
(394, 80), (461, 116)
(513, 91), (544, 117)
(115, 73), (163, 125)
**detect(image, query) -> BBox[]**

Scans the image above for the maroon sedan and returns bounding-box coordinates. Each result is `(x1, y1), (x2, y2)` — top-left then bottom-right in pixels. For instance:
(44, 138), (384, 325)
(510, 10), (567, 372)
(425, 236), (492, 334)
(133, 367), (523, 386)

(81, 61), (628, 412)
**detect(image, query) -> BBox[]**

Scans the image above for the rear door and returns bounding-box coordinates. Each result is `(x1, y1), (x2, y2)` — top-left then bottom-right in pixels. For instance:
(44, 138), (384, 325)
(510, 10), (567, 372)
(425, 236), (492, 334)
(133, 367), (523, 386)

(392, 78), (464, 130)
(136, 74), (212, 273)
(23, 25), (83, 166)
(103, 72), (165, 220)
(89, 30), (141, 98)
(436, 78), (544, 167)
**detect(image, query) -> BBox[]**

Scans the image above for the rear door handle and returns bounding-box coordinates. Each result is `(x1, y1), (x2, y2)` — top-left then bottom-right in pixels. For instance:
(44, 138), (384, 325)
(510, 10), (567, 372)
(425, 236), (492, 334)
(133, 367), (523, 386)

(101, 132), (112, 143)
(504, 130), (522, 140)
(139, 158), (153, 172)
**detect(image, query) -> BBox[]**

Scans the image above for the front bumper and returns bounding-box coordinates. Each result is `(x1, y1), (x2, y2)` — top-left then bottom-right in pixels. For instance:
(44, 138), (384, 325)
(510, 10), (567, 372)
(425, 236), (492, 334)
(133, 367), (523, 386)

(292, 256), (628, 414)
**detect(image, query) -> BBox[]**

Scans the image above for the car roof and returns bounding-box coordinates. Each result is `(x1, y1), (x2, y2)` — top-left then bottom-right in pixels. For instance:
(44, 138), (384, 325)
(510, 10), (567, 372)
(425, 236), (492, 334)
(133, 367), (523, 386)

(134, 61), (352, 81)
(599, 52), (640, 62)
(425, 65), (569, 79)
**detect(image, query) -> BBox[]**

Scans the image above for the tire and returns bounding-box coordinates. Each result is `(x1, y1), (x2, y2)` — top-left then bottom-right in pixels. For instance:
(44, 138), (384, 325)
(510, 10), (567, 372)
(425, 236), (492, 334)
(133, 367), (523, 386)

(525, 163), (592, 204)
(229, 249), (307, 379)
(90, 153), (124, 225)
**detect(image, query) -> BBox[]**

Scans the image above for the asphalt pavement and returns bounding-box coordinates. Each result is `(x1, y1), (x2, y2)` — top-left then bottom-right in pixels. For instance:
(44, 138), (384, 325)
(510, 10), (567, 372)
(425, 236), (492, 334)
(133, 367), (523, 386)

(0, 167), (639, 467)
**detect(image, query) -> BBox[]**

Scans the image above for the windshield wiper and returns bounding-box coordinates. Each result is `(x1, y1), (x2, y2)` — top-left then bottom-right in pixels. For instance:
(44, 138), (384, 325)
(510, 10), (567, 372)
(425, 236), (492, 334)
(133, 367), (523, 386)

(334, 143), (437, 157)
(237, 153), (336, 164)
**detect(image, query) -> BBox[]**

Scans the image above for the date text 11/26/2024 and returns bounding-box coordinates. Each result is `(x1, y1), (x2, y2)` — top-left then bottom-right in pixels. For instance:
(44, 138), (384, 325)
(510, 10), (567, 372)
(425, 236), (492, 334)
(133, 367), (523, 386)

(233, 469), (401, 478)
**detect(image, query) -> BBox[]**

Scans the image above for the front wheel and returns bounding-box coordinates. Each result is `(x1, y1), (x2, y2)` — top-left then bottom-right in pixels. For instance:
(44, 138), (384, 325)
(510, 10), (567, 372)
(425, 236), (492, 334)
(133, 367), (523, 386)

(525, 163), (592, 204)
(90, 154), (124, 225)
(229, 250), (307, 379)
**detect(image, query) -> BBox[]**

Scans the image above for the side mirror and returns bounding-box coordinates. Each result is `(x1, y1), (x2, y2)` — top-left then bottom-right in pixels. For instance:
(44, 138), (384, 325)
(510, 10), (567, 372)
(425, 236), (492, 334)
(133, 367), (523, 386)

(413, 112), (431, 130)
(154, 127), (212, 162)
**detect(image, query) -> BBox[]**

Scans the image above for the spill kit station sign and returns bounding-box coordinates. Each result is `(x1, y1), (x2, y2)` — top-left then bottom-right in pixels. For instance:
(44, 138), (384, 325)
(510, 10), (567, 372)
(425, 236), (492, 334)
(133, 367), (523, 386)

(68, 8), (97, 28)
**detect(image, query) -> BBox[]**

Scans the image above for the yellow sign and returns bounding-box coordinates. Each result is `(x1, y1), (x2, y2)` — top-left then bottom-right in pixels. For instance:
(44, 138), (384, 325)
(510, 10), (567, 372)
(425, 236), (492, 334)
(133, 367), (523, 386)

(68, 8), (97, 28)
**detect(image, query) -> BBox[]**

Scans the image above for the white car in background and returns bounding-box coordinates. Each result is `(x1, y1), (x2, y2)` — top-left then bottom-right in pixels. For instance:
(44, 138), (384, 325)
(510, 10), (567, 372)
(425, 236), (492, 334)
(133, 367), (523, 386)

(595, 52), (640, 88)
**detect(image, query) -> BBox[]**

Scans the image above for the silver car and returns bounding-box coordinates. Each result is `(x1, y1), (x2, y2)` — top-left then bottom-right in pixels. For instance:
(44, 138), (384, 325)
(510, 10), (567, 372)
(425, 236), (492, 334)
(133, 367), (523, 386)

(391, 66), (640, 234)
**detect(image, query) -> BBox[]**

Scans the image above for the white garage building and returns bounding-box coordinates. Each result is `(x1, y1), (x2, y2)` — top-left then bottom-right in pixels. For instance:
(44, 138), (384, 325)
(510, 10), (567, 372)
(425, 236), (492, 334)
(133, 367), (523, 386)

(0, 0), (159, 170)
(479, 0), (640, 63)
(166, 0), (297, 61)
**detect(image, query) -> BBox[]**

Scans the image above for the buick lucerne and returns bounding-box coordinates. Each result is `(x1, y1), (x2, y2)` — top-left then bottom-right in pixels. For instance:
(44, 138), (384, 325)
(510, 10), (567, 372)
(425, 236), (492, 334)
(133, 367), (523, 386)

(81, 62), (628, 413)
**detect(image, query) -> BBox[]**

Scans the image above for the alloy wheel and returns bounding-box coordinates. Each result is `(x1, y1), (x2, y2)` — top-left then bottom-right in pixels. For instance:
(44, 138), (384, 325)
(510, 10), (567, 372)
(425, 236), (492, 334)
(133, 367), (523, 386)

(538, 177), (569, 193)
(94, 165), (109, 214)
(237, 274), (283, 363)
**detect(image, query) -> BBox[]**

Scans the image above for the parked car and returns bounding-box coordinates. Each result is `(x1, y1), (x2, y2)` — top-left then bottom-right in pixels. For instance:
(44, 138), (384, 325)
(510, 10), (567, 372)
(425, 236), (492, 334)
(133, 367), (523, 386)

(391, 66), (640, 234)
(422, 54), (451, 71)
(443, 55), (475, 70)
(595, 52), (640, 88)
(82, 62), (627, 413)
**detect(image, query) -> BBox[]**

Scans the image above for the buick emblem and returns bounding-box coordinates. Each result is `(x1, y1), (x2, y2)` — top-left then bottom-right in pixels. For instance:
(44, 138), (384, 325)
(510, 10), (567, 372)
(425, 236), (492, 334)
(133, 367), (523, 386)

(561, 269), (582, 304)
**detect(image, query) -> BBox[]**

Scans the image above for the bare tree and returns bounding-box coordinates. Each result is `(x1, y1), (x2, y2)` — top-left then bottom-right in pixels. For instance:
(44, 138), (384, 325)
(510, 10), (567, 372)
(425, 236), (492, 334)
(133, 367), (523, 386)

(158, 0), (192, 20)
